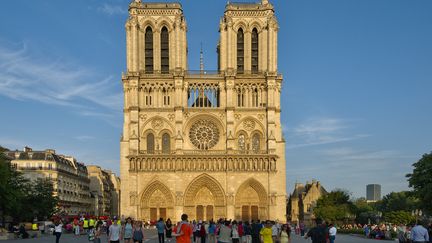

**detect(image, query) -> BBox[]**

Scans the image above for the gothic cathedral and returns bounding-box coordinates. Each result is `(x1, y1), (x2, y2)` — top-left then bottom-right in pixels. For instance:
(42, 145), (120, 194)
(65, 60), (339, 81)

(120, 0), (286, 222)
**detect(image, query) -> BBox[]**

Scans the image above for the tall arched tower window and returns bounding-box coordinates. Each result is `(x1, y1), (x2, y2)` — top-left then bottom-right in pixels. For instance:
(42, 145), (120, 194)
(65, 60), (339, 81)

(251, 28), (259, 73)
(162, 133), (170, 154)
(252, 133), (260, 153)
(237, 28), (244, 73)
(161, 26), (169, 73)
(145, 27), (154, 73)
(238, 134), (246, 151)
(147, 133), (155, 153)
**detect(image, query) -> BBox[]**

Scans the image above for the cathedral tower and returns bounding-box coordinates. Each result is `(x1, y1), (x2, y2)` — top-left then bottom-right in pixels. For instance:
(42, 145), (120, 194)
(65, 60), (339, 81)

(120, 0), (286, 222)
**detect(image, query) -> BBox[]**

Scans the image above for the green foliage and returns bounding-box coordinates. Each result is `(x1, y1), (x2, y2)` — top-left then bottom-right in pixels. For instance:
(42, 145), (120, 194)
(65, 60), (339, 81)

(314, 190), (355, 224)
(406, 152), (432, 214)
(383, 210), (415, 225)
(0, 153), (58, 223)
(379, 191), (418, 212)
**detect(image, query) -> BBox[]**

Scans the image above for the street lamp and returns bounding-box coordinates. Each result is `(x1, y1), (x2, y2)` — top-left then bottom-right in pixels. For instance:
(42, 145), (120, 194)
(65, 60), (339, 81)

(411, 209), (422, 224)
(377, 211), (382, 225)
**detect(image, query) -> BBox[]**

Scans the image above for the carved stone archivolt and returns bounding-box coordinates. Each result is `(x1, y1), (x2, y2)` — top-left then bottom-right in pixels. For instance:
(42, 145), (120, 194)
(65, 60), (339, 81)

(140, 180), (174, 208)
(235, 178), (268, 207)
(184, 174), (225, 207)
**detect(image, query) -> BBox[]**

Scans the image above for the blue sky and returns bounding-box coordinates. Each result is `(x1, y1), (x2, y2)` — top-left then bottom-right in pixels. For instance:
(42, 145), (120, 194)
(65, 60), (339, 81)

(0, 0), (431, 199)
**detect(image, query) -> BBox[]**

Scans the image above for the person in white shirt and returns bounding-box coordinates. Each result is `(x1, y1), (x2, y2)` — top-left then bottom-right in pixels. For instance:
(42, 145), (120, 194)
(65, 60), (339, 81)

(109, 216), (122, 243)
(328, 224), (337, 243)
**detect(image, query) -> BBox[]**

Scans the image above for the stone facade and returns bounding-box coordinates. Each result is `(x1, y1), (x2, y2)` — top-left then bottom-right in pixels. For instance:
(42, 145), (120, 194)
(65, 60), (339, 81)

(287, 180), (327, 226)
(87, 166), (121, 216)
(120, 0), (286, 222)
(5, 147), (93, 215)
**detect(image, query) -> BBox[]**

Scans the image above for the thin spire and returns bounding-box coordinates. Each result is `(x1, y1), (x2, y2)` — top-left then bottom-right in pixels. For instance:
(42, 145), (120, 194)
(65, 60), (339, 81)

(200, 42), (204, 73)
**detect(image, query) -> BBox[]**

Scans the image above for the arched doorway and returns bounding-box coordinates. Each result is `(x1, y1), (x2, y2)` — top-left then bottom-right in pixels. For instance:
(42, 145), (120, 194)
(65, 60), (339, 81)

(140, 180), (174, 221)
(184, 174), (226, 221)
(235, 178), (268, 221)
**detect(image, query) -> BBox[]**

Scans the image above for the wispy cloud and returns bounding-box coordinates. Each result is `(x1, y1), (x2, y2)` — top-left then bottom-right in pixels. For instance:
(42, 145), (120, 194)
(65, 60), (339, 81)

(285, 117), (369, 149)
(97, 3), (127, 16)
(0, 41), (122, 123)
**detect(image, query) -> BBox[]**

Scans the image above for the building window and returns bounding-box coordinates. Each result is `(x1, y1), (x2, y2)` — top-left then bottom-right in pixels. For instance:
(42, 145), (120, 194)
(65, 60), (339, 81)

(145, 88), (153, 106)
(48, 163), (52, 170)
(237, 28), (244, 73)
(162, 133), (170, 154)
(252, 133), (260, 153)
(251, 28), (259, 73)
(161, 26), (169, 73)
(147, 133), (155, 153)
(163, 88), (170, 106)
(145, 27), (154, 73)
(238, 134), (246, 151)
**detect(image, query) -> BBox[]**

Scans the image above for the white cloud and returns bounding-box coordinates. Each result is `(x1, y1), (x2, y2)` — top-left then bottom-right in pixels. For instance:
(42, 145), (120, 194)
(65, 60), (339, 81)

(0, 41), (122, 123)
(285, 117), (369, 149)
(97, 3), (127, 16)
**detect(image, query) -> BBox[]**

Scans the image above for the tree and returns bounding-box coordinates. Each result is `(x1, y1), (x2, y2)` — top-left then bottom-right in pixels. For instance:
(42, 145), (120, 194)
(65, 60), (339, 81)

(379, 191), (418, 213)
(313, 190), (355, 224)
(383, 211), (415, 225)
(0, 152), (30, 224)
(27, 178), (58, 221)
(406, 152), (432, 213)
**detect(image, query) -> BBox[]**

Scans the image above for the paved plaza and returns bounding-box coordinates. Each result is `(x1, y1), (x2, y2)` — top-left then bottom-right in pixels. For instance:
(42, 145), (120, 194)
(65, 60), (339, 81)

(2, 229), (387, 243)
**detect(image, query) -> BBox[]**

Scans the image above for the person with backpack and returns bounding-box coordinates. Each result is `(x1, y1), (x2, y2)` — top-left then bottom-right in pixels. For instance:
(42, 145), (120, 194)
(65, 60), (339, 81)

(304, 219), (326, 243)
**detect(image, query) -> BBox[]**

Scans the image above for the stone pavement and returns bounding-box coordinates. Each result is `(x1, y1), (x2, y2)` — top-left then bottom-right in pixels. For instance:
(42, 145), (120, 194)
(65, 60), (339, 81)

(1, 230), (389, 243)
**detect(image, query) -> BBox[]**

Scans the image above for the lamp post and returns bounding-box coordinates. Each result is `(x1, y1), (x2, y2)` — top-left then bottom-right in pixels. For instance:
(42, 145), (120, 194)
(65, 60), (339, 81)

(411, 209), (422, 224)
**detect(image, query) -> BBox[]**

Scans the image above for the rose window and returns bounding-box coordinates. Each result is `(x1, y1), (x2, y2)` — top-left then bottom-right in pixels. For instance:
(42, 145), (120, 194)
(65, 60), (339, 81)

(189, 120), (220, 149)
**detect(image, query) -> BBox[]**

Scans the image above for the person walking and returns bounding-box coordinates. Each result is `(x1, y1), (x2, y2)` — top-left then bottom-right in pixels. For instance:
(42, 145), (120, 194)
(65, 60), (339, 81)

(218, 220), (232, 243)
(173, 214), (192, 243)
(93, 221), (103, 243)
(133, 221), (145, 243)
(260, 221), (273, 243)
(279, 224), (290, 243)
(54, 219), (63, 243)
(109, 216), (121, 243)
(304, 219), (326, 243)
(411, 223), (429, 243)
(208, 221), (216, 243)
(251, 220), (262, 243)
(328, 224), (337, 243)
(232, 221), (240, 243)
(243, 221), (252, 243)
(166, 218), (173, 242)
(156, 218), (166, 243)
(123, 217), (134, 243)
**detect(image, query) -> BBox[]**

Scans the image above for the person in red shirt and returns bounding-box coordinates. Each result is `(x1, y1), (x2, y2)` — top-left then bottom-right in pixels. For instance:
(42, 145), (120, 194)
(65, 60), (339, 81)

(173, 214), (192, 243)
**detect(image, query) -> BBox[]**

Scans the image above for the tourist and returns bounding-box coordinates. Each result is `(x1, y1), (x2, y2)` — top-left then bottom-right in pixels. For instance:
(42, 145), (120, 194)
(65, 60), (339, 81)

(194, 220), (203, 243)
(279, 224), (290, 243)
(411, 222), (429, 243)
(243, 221), (252, 243)
(397, 224), (407, 243)
(271, 221), (279, 243)
(199, 220), (207, 243)
(304, 218), (326, 243)
(133, 221), (145, 243)
(232, 221), (241, 243)
(218, 220), (232, 243)
(109, 216), (121, 243)
(208, 221), (216, 243)
(54, 219), (63, 243)
(260, 220), (273, 243)
(93, 221), (103, 243)
(428, 223), (432, 243)
(173, 214), (192, 243)
(156, 218), (166, 243)
(328, 223), (336, 243)
(251, 220), (262, 243)
(123, 217), (134, 243)
(300, 222), (305, 237)
(166, 218), (173, 242)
